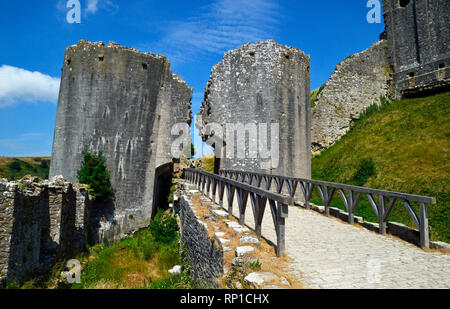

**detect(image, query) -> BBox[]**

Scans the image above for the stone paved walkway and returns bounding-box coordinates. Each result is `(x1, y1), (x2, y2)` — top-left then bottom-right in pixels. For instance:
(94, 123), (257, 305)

(222, 192), (450, 289)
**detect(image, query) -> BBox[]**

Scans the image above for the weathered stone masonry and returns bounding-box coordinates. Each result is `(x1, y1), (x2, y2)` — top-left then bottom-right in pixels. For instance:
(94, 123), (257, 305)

(179, 195), (223, 288)
(382, 0), (450, 99)
(0, 176), (91, 284)
(197, 40), (311, 180)
(311, 40), (394, 151)
(49, 41), (192, 242)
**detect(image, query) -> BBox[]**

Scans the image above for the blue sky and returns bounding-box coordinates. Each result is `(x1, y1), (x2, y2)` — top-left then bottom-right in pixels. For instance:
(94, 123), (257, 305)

(0, 0), (384, 157)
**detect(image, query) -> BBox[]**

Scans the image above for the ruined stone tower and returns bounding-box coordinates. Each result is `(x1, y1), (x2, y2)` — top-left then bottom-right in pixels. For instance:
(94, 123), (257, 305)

(197, 40), (311, 179)
(49, 41), (192, 241)
(382, 0), (450, 98)
(311, 40), (394, 152)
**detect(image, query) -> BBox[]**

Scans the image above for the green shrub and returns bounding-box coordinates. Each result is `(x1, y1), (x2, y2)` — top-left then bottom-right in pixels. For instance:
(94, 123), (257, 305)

(149, 210), (179, 244)
(77, 151), (114, 202)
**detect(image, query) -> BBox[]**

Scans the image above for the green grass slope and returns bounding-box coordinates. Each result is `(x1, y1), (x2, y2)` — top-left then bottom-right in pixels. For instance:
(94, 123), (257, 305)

(0, 157), (51, 181)
(311, 92), (450, 242)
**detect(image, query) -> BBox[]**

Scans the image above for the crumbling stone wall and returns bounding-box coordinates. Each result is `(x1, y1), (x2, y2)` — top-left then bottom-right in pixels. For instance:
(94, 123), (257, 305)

(49, 41), (192, 242)
(179, 195), (223, 288)
(311, 40), (394, 152)
(197, 40), (311, 179)
(0, 176), (92, 284)
(73, 184), (92, 253)
(382, 0), (450, 98)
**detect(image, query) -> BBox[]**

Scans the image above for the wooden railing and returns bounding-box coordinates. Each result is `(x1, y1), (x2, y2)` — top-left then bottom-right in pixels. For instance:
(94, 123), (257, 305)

(183, 169), (292, 256)
(219, 170), (436, 248)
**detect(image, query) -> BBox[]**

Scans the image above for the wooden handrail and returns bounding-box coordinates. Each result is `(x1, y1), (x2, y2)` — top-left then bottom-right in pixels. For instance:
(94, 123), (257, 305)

(183, 168), (290, 256)
(219, 169), (436, 248)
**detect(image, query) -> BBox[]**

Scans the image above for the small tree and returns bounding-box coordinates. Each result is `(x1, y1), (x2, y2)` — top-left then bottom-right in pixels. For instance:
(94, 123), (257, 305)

(77, 151), (114, 202)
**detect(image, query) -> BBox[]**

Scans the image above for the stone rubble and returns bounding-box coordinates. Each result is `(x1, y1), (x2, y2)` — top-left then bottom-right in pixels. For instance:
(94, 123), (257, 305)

(244, 272), (279, 287)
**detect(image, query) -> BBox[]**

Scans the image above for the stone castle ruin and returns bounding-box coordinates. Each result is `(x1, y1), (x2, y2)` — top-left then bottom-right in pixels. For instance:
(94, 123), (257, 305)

(311, 40), (394, 151)
(0, 176), (91, 283)
(49, 41), (192, 242)
(382, 0), (449, 98)
(312, 0), (449, 151)
(1, 1), (448, 284)
(197, 40), (311, 179)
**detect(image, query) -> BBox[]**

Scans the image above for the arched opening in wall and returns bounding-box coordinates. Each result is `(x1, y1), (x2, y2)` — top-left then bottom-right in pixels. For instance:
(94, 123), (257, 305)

(398, 0), (411, 8)
(152, 162), (174, 218)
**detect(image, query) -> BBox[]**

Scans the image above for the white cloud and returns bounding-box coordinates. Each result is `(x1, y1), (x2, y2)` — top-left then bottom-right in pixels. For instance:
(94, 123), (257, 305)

(0, 65), (60, 108)
(86, 0), (118, 15)
(86, 0), (99, 14)
(146, 0), (281, 64)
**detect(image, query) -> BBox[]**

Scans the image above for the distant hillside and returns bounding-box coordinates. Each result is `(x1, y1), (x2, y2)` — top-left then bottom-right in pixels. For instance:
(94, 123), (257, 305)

(193, 153), (215, 173)
(312, 92), (449, 242)
(0, 157), (51, 181)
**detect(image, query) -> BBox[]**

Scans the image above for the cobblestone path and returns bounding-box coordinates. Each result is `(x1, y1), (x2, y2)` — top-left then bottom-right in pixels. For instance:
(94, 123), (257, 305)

(225, 195), (450, 289)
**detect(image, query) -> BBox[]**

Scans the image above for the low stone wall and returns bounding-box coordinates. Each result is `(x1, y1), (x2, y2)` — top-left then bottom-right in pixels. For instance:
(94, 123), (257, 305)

(179, 193), (223, 288)
(0, 176), (92, 284)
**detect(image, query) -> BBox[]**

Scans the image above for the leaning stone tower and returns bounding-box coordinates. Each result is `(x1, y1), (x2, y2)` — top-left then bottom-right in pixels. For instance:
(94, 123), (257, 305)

(197, 40), (311, 179)
(50, 41), (192, 241)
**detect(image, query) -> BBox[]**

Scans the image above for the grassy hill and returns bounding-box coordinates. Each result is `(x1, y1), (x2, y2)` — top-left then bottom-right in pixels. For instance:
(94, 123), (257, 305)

(193, 153), (215, 173)
(311, 91), (449, 242)
(0, 157), (51, 181)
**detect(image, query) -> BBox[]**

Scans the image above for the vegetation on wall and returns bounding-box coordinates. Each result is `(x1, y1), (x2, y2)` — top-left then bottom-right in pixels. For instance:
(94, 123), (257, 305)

(77, 151), (114, 202)
(310, 83), (326, 108)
